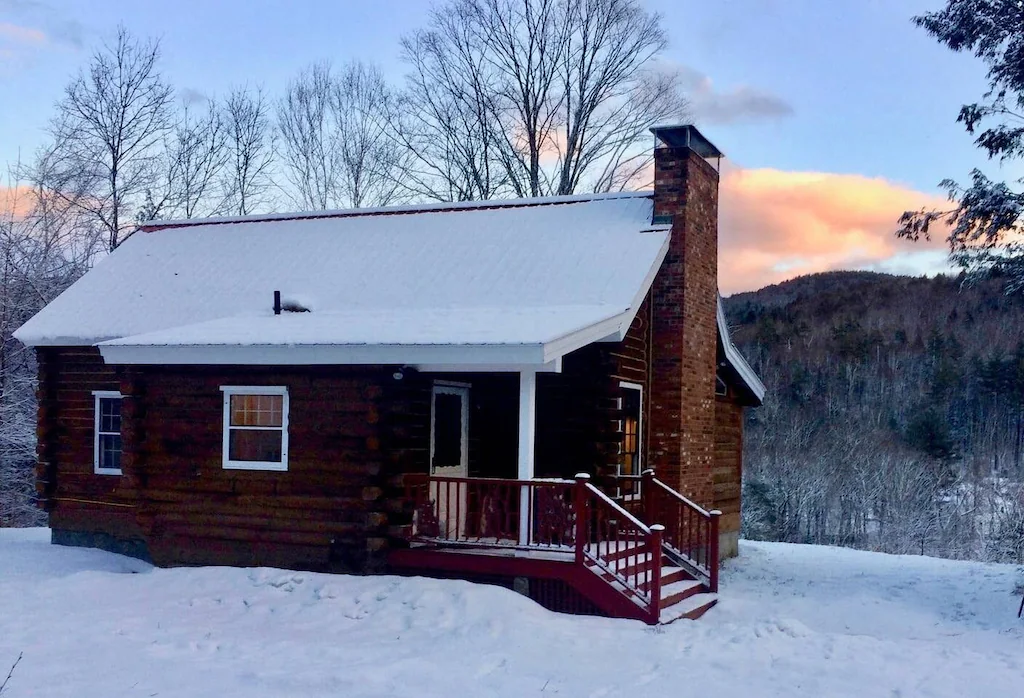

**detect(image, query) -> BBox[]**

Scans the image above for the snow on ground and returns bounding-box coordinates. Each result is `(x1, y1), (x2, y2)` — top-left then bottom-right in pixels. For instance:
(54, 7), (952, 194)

(1, 529), (1022, 697)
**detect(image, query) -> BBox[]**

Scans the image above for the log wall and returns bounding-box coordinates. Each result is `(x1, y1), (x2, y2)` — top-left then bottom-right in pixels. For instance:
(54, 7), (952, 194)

(713, 392), (744, 558)
(125, 365), (392, 572)
(36, 347), (142, 551)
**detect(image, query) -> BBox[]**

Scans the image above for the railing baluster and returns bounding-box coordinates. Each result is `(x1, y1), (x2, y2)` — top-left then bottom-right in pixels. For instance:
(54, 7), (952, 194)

(456, 479), (463, 541)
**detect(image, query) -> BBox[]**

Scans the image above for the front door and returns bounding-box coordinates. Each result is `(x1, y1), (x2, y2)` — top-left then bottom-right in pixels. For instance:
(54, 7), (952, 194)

(430, 383), (470, 538)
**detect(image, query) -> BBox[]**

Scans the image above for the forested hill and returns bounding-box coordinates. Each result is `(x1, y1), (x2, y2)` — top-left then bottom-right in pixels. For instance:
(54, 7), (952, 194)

(722, 271), (1024, 562)
(726, 271), (1024, 362)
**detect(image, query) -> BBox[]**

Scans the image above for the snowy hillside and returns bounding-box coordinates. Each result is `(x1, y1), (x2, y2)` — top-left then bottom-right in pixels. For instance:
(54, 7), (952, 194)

(1, 529), (1022, 697)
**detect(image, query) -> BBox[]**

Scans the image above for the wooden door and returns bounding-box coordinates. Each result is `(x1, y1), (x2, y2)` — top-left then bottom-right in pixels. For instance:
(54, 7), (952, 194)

(430, 383), (470, 538)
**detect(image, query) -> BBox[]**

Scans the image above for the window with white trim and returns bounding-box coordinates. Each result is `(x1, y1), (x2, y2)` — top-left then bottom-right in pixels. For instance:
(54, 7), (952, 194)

(221, 386), (289, 471)
(93, 391), (123, 475)
(618, 383), (643, 478)
(617, 382), (643, 499)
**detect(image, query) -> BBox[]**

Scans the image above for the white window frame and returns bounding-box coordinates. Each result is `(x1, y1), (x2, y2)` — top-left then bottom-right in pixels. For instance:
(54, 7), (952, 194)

(220, 386), (290, 472)
(93, 390), (123, 475)
(716, 374), (728, 397)
(429, 381), (471, 475)
(618, 381), (644, 498)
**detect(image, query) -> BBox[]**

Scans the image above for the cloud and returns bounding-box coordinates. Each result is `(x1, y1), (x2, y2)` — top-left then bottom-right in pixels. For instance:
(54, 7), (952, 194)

(179, 87), (210, 106)
(0, 21), (45, 45)
(0, 0), (84, 49)
(0, 185), (36, 219)
(718, 164), (952, 294)
(678, 66), (794, 125)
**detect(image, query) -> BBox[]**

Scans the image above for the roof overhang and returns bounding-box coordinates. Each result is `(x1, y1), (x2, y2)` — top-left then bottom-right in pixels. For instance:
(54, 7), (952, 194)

(716, 297), (766, 404)
(96, 306), (637, 371)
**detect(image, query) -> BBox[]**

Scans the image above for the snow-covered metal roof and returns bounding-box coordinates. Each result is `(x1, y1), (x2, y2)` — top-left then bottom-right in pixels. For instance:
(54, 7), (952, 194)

(15, 193), (670, 368)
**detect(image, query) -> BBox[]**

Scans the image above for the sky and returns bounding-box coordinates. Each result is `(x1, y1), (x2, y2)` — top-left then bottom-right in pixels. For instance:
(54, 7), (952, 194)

(0, 0), (1009, 294)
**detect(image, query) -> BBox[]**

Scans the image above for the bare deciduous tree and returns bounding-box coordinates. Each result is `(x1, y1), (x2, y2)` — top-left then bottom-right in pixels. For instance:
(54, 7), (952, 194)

(0, 157), (100, 527)
(396, 11), (510, 201)
(146, 101), (229, 221)
(333, 63), (406, 208)
(277, 62), (404, 210)
(48, 26), (174, 250)
(223, 86), (277, 216)
(400, 0), (687, 200)
(277, 62), (338, 210)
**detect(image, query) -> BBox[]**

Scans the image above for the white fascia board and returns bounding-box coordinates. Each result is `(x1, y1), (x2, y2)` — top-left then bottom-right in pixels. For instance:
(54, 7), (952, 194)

(98, 342), (549, 366)
(540, 310), (632, 362)
(415, 360), (561, 373)
(716, 297), (766, 402)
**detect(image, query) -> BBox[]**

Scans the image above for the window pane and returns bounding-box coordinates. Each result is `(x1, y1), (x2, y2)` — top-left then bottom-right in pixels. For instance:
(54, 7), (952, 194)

(99, 434), (122, 471)
(620, 389), (641, 476)
(229, 428), (283, 462)
(432, 392), (462, 468)
(230, 394), (283, 427)
(99, 397), (121, 433)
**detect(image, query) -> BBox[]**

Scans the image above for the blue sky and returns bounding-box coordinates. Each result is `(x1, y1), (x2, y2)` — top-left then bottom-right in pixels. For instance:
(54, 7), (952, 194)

(0, 0), (1008, 290)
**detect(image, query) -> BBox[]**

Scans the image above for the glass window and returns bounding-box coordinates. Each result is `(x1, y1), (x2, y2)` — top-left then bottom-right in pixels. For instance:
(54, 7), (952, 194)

(432, 392), (463, 469)
(93, 392), (123, 475)
(221, 388), (289, 471)
(620, 387), (642, 477)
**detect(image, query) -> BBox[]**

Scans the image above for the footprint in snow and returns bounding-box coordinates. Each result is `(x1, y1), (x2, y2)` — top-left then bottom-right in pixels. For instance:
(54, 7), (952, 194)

(473, 655), (508, 678)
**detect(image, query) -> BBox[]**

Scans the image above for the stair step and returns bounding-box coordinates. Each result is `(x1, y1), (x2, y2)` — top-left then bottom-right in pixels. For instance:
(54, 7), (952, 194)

(659, 593), (718, 624)
(598, 542), (649, 563)
(659, 579), (705, 609)
(640, 565), (692, 591)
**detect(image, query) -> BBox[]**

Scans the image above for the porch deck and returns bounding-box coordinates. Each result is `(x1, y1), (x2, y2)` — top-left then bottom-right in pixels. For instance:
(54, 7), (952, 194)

(390, 471), (721, 624)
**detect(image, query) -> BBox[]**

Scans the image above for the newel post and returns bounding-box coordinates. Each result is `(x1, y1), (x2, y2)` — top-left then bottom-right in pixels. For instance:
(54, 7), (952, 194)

(649, 524), (665, 624)
(709, 509), (722, 593)
(574, 473), (590, 566)
(641, 468), (656, 524)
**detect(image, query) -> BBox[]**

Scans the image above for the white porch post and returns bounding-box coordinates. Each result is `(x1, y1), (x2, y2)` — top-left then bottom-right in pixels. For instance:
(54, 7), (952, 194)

(518, 369), (537, 546)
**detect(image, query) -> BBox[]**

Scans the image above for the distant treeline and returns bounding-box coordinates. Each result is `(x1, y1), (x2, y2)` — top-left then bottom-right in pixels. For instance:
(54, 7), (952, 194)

(726, 271), (1024, 562)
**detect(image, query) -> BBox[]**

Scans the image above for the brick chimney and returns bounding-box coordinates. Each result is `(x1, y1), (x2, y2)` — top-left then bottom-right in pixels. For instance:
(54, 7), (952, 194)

(647, 125), (721, 507)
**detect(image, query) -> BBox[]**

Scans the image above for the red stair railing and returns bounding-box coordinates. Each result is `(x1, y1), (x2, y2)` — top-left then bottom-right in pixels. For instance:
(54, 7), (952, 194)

(575, 473), (663, 624)
(404, 472), (664, 623)
(641, 469), (721, 592)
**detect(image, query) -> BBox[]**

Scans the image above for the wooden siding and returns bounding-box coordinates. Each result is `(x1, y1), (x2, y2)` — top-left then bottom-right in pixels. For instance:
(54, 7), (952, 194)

(37, 347), (141, 542)
(126, 365), (392, 572)
(713, 394), (744, 540)
(534, 292), (652, 482)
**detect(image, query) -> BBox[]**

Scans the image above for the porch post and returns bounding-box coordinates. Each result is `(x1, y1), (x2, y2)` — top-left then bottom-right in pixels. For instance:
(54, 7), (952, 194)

(518, 369), (537, 546)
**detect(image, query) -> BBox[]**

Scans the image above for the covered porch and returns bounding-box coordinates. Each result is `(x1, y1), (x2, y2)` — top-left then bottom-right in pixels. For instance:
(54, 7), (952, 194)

(390, 469), (720, 625)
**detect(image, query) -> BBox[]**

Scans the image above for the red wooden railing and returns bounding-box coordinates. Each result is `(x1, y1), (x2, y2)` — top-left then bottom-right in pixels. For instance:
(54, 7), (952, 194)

(404, 474), (577, 549)
(577, 476), (663, 623)
(405, 472), (665, 623)
(640, 469), (721, 592)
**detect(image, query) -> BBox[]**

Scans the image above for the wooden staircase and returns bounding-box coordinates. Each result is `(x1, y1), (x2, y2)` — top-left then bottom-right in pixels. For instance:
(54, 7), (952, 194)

(588, 538), (718, 623)
(396, 469), (721, 625)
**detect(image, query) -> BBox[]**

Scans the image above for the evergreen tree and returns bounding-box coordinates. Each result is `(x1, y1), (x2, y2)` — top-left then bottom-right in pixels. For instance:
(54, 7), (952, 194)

(899, 1), (1024, 293)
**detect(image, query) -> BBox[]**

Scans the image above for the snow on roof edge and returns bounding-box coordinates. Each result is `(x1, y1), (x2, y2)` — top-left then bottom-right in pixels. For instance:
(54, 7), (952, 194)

(140, 191), (654, 231)
(716, 296), (766, 403)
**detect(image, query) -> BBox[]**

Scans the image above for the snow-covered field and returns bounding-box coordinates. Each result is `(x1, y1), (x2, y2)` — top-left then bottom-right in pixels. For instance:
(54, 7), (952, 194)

(1, 529), (1022, 697)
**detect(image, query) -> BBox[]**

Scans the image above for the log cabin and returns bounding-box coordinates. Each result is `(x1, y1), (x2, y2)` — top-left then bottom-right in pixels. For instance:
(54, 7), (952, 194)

(15, 124), (763, 624)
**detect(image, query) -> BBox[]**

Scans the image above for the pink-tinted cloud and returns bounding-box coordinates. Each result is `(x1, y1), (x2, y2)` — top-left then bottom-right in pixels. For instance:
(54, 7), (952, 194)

(0, 21), (46, 45)
(718, 164), (951, 294)
(0, 185), (35, 219)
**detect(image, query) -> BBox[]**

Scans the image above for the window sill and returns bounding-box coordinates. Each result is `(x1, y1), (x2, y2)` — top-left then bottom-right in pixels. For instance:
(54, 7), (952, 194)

(94, 468), (123, 476)
(223, 461), (288, 472)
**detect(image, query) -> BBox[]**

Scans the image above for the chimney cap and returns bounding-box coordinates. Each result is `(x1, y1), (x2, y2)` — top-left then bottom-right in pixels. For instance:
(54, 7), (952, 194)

(650, 124), (723, 159)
